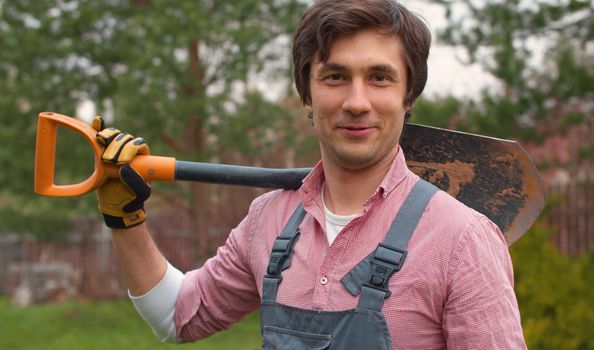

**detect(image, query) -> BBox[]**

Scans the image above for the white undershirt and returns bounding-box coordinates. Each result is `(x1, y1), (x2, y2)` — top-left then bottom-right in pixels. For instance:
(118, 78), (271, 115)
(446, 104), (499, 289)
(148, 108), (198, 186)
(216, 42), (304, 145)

(131, 186), (360, 342)
(321, 185), (359, 245)
(129, 261), (183, 343)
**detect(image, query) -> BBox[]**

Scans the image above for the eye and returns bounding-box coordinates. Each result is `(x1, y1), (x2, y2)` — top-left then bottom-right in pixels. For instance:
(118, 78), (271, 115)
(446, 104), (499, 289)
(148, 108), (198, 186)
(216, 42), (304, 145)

(320, 73), (347, 85)
(371, 74), (390, 83)
(327, 73), (344, 81)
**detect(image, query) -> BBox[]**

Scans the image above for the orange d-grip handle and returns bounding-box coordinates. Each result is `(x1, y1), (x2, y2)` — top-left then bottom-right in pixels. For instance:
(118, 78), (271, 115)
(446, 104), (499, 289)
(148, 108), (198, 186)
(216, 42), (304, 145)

(34, 112), (175, 197)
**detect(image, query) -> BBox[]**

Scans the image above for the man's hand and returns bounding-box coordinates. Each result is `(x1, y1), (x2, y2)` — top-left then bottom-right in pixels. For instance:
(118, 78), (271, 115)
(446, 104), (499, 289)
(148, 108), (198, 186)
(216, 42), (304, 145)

(93, 116), (151, 229)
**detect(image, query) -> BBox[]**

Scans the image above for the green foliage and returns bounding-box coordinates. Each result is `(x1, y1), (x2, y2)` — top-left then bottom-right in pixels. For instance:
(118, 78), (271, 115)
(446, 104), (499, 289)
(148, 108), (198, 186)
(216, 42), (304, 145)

(429, 0), (594, 141)
(510, 223), (594, 349)
(0, 298), (261, 349)
(210, 92), (298, 163)
(411, 96), (462, 129)
(0, 0), (306, 239)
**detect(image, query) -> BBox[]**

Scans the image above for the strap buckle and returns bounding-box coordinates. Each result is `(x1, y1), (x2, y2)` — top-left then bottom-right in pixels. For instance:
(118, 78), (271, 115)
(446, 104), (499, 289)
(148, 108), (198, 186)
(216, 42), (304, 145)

(363, 243), (408, 298)
(265, 231), (300, 277)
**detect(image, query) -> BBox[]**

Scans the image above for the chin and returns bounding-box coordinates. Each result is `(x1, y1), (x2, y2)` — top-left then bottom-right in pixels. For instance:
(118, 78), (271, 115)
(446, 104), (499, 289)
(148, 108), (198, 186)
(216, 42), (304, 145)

(332, 153), (378, 170)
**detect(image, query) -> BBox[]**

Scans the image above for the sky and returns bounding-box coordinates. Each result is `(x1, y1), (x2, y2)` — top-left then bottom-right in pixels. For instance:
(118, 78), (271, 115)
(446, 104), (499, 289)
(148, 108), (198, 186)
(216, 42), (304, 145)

(406, 1), (498, 99)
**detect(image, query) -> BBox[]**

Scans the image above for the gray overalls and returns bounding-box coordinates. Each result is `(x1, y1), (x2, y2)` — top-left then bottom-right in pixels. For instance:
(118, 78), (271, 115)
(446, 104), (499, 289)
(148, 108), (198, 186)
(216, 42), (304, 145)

(261, 180), (438, 349)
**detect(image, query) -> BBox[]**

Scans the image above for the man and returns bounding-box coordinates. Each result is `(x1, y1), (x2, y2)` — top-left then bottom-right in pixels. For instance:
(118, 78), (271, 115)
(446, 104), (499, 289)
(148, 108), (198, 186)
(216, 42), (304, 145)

(94, 0), (527, 348)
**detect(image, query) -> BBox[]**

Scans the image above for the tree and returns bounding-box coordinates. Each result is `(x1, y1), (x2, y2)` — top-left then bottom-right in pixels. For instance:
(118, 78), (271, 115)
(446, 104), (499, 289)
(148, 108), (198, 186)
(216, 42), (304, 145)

(428, 0), (593, 141)
(424, 2), (594, 346)
(411, 96), (463, 129)
(0, 0), (307, 256)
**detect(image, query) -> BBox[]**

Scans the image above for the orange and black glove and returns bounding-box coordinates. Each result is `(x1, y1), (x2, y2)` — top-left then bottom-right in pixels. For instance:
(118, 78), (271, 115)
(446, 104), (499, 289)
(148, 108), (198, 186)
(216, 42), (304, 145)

(92, 116), (151, 229)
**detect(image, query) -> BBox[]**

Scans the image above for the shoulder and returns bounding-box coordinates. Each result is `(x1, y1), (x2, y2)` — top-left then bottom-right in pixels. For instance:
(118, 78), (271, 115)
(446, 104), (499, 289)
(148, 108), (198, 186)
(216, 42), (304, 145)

(439, 189), (505, 246)
(248, 189), (302, 223)
(424, 188), (504, 245)
(242, 189), (302, 244)
(411, 187), (509, 275)
(226, 189), (300, 252)
(425, 190), (513, 284)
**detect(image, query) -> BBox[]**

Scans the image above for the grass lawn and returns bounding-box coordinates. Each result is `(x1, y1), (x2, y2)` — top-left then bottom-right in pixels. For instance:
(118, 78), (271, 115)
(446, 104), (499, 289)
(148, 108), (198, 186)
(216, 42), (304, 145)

(0, 297), (261, 350)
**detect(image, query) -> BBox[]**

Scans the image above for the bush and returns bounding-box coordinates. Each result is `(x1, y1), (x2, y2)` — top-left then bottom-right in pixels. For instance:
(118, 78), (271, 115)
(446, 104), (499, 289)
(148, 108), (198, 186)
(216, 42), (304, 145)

(511, 223), (594, 349)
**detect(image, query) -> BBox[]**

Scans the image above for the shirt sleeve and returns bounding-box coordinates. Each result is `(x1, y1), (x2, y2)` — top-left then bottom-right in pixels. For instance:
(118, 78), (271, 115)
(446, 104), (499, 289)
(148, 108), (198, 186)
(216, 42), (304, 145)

(173, 197), (263, 342)
(442, 214), (527, 349)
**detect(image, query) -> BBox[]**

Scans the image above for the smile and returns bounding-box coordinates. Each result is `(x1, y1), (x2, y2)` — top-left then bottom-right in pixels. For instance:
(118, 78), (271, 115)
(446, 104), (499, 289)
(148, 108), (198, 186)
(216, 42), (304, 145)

(338, 126), (375, 137)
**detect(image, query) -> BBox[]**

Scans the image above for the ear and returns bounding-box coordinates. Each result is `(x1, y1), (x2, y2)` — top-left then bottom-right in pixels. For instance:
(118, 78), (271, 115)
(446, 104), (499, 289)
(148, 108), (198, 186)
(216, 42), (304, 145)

(404, 110), (412, 123)
(405, 98), (414, 111)
(404, 98), (414, 123)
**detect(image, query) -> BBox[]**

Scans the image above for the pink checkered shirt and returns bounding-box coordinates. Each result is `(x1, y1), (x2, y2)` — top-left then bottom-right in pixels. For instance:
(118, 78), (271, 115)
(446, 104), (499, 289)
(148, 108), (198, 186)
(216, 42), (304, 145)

(174, 149), (527, 349)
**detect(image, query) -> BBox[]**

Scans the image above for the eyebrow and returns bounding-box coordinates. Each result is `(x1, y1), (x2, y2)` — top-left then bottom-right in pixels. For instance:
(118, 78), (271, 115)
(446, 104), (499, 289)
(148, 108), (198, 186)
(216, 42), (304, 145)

(315, 62), (401, 82)
(369, 64), (400, 81)
(315, 62), (347, 77)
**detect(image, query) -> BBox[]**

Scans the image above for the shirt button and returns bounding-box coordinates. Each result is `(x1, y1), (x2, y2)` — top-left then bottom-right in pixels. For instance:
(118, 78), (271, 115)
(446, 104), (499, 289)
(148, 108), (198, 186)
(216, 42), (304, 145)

(320, 277), (328, 285)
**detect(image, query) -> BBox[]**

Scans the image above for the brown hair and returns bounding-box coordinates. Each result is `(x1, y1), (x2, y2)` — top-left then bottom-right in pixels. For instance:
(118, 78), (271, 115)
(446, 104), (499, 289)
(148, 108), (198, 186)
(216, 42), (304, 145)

(293, 0), (431, 112)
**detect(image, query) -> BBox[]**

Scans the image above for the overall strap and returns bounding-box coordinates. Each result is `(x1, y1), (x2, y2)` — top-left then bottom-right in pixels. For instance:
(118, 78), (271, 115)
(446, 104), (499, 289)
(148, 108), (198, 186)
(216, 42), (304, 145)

(348, 180), (438, 311)
(262, 203), (307, 302)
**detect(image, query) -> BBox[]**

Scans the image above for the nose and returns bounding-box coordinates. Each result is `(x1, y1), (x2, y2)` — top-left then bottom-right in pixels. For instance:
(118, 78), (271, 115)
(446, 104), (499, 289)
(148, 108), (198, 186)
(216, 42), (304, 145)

(342, 79), (371, 116)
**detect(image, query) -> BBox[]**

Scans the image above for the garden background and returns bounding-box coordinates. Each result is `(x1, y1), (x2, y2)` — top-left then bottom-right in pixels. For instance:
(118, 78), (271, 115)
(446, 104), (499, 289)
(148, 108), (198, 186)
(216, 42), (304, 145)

(0, 1), (593, 349)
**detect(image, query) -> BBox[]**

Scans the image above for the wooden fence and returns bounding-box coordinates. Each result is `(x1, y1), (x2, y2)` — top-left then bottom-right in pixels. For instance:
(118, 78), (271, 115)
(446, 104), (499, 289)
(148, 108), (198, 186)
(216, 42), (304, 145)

(0, 227), (203, 301)
(546, 179), (594, 255)
(1, 181), (593, 300)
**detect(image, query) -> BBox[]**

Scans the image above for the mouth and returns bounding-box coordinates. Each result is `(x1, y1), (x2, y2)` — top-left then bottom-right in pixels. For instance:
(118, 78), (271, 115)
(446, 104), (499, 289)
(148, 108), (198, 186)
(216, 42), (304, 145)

(338, 125), (376, 137)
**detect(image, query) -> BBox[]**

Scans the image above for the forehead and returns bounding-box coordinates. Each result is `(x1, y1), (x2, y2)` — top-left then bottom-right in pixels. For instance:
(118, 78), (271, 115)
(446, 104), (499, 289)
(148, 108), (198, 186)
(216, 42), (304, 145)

(313, 28), (405, 71)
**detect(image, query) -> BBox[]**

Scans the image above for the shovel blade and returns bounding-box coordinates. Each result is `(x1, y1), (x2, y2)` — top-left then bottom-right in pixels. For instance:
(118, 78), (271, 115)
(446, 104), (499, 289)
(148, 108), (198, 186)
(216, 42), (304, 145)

(401, 123), (546, 245)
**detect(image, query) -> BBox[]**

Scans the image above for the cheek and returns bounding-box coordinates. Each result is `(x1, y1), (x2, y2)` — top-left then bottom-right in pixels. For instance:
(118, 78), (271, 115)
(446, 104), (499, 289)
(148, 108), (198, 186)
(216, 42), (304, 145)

(374, 97), (406, 135)
(373, 92), (406, 115)
(311, 86), (342, 112)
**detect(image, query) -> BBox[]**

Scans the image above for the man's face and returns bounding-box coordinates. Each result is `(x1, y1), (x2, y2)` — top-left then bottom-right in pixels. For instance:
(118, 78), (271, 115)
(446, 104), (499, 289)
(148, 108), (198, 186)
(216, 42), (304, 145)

(309, 28), (410, 171)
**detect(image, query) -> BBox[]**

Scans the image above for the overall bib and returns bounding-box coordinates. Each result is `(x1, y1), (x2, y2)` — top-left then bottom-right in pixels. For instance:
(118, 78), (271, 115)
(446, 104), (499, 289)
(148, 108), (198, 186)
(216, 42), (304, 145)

(260, 180), (438, 350)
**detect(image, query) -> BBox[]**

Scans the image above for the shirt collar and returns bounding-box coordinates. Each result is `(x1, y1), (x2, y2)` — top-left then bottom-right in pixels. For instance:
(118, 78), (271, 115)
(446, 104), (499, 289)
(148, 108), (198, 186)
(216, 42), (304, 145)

(298, 159), (324, 205)
(298, 146), (410, 204)
(378, 146), (409, 197)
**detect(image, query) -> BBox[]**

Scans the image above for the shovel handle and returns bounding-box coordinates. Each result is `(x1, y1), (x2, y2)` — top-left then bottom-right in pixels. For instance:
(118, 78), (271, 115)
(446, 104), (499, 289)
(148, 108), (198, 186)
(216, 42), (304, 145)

(34, 112), (175, 197)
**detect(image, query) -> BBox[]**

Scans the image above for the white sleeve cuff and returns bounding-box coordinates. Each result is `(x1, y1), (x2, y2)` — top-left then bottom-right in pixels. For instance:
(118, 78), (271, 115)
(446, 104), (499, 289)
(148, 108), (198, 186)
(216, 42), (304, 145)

(129, 261), (184, 343)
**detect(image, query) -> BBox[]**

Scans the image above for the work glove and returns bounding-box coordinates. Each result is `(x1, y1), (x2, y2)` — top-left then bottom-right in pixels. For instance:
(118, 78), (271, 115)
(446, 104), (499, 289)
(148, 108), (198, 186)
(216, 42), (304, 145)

(92, 116), (151, 229)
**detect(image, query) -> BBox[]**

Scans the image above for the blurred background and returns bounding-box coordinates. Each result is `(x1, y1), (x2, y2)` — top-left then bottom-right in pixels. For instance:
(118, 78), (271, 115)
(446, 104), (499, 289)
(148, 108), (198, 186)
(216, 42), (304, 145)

(0, 0), (592, 349)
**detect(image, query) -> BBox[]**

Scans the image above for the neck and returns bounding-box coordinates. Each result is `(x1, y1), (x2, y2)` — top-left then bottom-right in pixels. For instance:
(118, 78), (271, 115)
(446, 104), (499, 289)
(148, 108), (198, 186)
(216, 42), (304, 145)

(322, 149), (398, 215)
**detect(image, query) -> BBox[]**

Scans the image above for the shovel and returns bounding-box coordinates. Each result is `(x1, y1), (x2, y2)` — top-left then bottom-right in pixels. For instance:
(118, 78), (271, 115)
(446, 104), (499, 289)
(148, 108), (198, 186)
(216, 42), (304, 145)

(34, 111), (545, 245)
